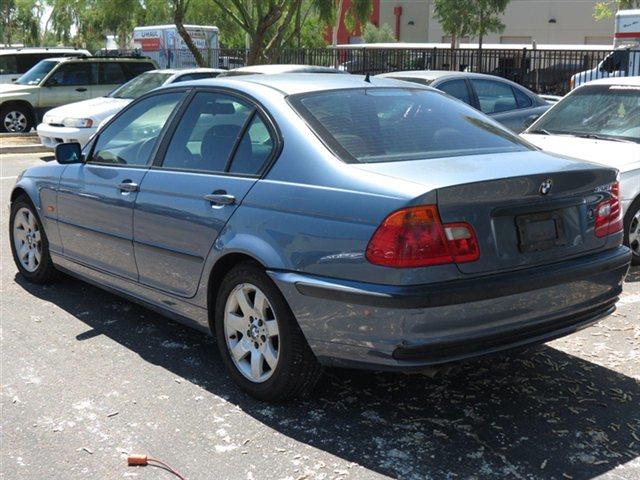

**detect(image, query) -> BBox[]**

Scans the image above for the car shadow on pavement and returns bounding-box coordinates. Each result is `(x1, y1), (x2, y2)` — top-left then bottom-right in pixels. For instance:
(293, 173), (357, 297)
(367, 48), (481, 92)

(15, 272), (640, 480)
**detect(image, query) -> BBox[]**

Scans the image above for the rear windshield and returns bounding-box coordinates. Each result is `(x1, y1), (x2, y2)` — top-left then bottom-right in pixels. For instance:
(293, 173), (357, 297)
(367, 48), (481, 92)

(110, 71), (172, 99)
(290, 88), (530, 163)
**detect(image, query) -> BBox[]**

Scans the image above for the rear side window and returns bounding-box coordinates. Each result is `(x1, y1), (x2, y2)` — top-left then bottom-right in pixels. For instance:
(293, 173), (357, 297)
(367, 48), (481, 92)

(121, 61), (155, 80)
(0, 55), (17, 74)
(99, 62), (126, 84)
(472, 79), (518, 114)
(16, 54), (48, 73)
(513, 86), (533, 108)
(290, 88), (530, 164)
(437, 79), (472, 105)
(161, 91), (274, 175)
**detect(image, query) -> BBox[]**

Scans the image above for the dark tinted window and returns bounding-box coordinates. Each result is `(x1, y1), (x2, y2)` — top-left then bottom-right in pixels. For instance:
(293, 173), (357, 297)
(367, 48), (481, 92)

(472, 79), (518, 114)
(437, 79), (472, 105)
(121, 61), (155, 80)
(91, 92), (183, 166)
(173, 72), (218, 82)
(161, 92), (253, 173)
(99, 62), (126, 84)
(47, 62), (92, 86)
(229, 114), (274, 175)
(0, 55), (17, 75)
(513, 86), (533, 108)
(16, 54), (49, 73)
(291, 88), (530, 164)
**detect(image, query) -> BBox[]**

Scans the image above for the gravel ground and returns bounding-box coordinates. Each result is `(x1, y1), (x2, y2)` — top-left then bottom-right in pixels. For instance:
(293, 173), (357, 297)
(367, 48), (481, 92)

(1, 153), (639, 480)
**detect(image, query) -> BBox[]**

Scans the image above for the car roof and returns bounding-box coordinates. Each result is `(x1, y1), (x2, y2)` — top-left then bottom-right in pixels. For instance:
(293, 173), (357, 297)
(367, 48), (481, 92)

(220, 64), (345, 76)
(43, 56), (155, 63)
(153, 67), (225, 75)
(580, 76), (640, 87)
(170, 73), (432, 96)
(0, 47), (90, 55)
(377, 70), (513, 82)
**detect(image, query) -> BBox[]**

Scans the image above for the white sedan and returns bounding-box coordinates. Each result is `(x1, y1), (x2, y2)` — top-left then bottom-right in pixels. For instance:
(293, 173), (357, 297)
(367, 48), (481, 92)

(521, 76), (640, 264)
(37, 68), (223, 148)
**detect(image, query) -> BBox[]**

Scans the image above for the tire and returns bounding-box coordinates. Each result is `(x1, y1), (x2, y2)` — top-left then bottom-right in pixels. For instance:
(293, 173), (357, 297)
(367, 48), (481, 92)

(9, 195), (58, 284)
(624, 196), (640, 266)
(214, 262), (321, 402)
(0, 104), (33, 133)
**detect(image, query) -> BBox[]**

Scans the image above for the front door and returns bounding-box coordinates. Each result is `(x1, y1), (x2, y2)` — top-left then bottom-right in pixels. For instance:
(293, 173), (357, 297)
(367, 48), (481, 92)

(39, 62), (93, 110)
(133, 90), (277, 297)
(57, 91), (184, 279)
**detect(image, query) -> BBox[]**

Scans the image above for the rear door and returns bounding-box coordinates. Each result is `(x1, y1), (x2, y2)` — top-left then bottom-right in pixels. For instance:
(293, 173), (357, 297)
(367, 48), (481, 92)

(57, 91), (184, 279)
(133, 90), (277, 297)
(93, 61), (127, 97)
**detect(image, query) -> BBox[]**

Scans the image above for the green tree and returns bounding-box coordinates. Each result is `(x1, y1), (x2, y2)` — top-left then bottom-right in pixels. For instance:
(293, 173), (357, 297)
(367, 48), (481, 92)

(472, 0), (508, 51)
(362, 22), (395, 43)
(433, 0), (475, 49)
(594, 0), (640, 20)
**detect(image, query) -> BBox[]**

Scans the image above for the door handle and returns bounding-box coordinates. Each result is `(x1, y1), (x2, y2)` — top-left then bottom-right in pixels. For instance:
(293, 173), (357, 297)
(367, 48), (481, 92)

(75, 87), (88, 92)
(204, 192), (236, 206)
(118, 181), (139, 193)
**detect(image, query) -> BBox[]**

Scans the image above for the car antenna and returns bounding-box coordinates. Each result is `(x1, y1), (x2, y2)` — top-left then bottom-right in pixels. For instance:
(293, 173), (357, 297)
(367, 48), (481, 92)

(364, 72), (371, 83)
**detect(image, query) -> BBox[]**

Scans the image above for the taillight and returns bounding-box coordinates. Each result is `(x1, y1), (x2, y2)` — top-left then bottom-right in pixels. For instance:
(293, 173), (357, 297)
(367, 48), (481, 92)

(366, 205), (480, 267)
(595, 182), (623, 238)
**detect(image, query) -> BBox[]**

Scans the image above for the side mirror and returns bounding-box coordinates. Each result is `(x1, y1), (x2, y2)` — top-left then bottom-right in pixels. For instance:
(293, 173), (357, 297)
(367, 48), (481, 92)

(55, 142), (83, 164)
(523, 115), (540, 129)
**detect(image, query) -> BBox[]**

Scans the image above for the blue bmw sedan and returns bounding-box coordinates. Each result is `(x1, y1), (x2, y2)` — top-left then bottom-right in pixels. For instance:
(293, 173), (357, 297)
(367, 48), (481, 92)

(10, 74), (631, 401)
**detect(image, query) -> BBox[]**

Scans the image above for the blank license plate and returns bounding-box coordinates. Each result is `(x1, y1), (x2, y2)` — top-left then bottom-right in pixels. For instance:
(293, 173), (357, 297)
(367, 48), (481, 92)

(516, 210), (567, 253)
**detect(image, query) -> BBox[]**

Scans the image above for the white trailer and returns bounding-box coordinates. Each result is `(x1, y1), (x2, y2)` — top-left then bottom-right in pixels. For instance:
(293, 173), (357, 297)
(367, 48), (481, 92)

(132, 25), (220, 69)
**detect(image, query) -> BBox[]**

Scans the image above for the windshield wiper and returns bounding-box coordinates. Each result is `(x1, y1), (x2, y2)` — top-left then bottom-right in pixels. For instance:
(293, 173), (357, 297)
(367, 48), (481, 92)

(527, 129), (552, 135)
(573, 133), (638, 143)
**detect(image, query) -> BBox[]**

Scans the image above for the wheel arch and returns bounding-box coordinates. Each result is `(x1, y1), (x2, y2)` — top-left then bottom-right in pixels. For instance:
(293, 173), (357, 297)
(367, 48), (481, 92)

(1, 100), (37, 125)
(206, 252), (266, 333)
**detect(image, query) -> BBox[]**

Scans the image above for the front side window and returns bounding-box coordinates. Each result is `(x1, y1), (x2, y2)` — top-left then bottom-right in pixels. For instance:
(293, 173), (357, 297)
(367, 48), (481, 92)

(91, 92), (183, 166)
(46, 63), (92, 86)
(472, 79), (518, 114)
(438, 79), (472, 105)
(291, 88), (530, 164)
(15, 60), (57, 85)
(530, 84), (640, 143)
(161, 91), (273, 174)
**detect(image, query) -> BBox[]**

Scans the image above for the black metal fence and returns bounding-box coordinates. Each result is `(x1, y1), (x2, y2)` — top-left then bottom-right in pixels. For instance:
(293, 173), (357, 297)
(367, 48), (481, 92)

(101, 46), (639, 95)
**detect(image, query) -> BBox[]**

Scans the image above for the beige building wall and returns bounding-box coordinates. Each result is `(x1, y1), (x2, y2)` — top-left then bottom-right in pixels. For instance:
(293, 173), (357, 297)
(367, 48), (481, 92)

(378, 0), (615, 45)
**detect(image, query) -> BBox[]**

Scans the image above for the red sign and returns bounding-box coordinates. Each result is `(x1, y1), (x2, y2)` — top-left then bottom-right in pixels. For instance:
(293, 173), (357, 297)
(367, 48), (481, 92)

(138, 37), (161, 51)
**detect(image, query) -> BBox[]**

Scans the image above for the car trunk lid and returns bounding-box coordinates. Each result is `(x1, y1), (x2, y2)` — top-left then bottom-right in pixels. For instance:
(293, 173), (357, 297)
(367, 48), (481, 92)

(353, 151), (618, 275)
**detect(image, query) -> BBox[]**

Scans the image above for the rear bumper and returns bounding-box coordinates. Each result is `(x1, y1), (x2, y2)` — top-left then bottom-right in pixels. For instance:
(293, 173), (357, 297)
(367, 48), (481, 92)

(270, 246), (631, 371)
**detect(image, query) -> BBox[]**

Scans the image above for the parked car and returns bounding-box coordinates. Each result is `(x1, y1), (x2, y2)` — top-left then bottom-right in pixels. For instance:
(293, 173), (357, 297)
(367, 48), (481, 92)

(377, 71), (551, 132)
(0, 47), (90, 84)
(10, 74), (631, 401)
(218, 64), (346, 77)
(521, 76), (640, 264)
(37, 68), (224, 148)
(0, 56), (157, 133)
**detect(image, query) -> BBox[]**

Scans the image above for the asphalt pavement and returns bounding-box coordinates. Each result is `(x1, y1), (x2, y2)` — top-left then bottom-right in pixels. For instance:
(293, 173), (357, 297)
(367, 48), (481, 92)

(1, 152), (639, 480)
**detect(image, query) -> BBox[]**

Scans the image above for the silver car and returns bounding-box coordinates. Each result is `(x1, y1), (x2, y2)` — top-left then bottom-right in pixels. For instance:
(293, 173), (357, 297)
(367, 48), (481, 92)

(10, 74), (631, 401)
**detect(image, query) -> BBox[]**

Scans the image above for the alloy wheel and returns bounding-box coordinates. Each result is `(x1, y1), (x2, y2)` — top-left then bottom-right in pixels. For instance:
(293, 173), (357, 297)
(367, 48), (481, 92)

(13, 207), (42, 272)
(4, 111), (28, 133)
(629, 208), (640, 259)
(223, 283), (280, 383)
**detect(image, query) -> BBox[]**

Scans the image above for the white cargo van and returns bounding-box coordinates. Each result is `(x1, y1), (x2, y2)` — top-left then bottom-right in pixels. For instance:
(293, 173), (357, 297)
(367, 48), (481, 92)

(132, 25), (219, 69)
(571, 10), (640, 89)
